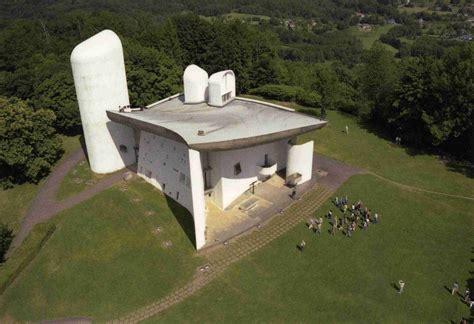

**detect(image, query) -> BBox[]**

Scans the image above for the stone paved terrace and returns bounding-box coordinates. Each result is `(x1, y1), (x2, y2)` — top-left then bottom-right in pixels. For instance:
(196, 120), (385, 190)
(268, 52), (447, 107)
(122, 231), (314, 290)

(202, 153), (364, 249)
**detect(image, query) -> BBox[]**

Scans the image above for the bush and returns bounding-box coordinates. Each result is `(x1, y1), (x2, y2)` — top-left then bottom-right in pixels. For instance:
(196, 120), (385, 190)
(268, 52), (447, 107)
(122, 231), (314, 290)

(0, 224), (13, 263)
(295, 91), (321, 108)
(249, 84), (321, 108)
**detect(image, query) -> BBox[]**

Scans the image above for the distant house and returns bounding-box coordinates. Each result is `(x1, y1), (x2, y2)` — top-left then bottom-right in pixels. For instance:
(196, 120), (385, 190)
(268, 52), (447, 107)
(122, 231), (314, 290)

(387, 18), (396, 25)
(358, 23), (372, 32)
(285, 19), (296, 30)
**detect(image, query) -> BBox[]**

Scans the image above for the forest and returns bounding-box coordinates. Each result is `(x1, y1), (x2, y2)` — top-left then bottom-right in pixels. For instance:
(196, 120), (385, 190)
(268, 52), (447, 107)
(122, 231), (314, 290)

(0, 0), (473, 187)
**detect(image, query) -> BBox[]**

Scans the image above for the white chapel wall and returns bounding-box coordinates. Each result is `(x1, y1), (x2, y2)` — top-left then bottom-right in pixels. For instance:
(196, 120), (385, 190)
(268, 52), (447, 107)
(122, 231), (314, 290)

(209, 139), (289, 209)
(286, 141), (314, 184)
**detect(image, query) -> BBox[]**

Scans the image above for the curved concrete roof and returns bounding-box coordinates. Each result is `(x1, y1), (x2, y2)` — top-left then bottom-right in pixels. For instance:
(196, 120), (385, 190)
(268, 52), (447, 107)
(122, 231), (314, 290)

(107, 96), (327, 151)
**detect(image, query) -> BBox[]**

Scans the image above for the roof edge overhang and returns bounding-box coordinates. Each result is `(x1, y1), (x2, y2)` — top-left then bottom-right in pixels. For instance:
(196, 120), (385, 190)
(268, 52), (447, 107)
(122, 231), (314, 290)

(107, 111), (328, 151)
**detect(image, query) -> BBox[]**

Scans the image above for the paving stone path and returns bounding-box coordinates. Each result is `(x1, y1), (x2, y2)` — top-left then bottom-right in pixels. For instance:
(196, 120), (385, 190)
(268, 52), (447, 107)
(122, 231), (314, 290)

(110, 184), (335, 323)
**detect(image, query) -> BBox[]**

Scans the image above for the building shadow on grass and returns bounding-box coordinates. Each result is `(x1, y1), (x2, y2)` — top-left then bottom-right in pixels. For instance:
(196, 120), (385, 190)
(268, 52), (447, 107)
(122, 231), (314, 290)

(164, 195), (196, 249)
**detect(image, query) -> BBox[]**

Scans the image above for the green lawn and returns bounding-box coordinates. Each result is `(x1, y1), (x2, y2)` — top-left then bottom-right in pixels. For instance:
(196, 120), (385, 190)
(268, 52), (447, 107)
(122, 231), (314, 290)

(0, 135), (82, 232)
(348, 25), (397, 53)
(300, 110), (474, 197)
(0, 178), (205, 321)
(148, 174), (474, 323)
(56, 159), (103, 200)
(1, 107), (473, 322)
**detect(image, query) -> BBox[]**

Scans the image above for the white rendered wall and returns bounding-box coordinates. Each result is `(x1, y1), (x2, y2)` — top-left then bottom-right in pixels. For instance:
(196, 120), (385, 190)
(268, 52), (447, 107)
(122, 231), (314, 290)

(137, 132), (206, 249)
(208, 139), (288, 209)
(71, 30), (136, 174)
(208, 70), (236, 107)
(183, 65), (208, 104)
(286, 141), (314, 184)
(188, 149), (206, 249)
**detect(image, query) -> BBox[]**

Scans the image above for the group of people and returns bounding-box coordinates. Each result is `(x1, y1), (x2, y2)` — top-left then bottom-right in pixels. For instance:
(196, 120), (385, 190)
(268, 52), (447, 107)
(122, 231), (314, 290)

(329, 196), (379, 237)
(297, 195), (380, 251)
(452, 282), (473, 309)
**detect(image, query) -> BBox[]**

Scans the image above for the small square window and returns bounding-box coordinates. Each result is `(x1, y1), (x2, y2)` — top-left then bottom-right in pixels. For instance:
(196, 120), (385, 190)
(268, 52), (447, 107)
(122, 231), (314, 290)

(234, 162), (242, 176)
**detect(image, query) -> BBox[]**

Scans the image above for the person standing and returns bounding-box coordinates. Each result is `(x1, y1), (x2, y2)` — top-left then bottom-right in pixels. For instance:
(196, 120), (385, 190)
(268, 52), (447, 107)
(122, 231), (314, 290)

(374, 213), (379, 224)
(464, 288), (470, 303)
(299, 240), (306, 252)
(328, 210), (333, 220)
(345, 125), (349, 134)
(398, 280), (405, 294)
(452, 282), (459, 296)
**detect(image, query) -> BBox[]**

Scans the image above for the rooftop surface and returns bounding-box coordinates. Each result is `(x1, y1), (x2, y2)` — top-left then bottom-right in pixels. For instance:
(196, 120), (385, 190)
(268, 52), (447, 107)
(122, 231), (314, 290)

(107, 95), (327, 150)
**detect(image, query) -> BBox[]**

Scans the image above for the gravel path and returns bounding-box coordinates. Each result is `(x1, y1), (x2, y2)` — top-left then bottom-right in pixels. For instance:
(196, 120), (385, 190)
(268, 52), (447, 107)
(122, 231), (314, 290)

(8, 149), (128, 255)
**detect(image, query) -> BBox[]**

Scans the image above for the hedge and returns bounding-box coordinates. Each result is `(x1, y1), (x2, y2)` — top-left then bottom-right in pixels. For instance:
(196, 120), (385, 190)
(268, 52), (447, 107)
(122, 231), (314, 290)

(248, 84), (321, 108)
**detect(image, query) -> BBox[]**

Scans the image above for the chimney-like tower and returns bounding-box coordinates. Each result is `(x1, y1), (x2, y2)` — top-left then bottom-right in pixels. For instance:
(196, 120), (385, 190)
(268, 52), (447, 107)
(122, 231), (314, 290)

(71, 30), (136, 174)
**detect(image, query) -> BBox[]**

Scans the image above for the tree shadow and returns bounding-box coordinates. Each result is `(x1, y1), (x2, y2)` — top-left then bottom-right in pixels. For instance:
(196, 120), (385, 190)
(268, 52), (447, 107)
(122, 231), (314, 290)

(356, 118), (474, 179)
(467, 248), (474, 321)
(164, 195), (196, 249)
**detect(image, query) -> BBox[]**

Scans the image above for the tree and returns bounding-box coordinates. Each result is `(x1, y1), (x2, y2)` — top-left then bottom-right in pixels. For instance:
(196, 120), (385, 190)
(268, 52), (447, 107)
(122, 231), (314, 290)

(0, 223), (14, 263)
(124, 41), (182, 107)
(391, 45), (473, 154)
(0, 97), (62, 187)
(359, 43), (399, 120)
(32, 70), (81, 134)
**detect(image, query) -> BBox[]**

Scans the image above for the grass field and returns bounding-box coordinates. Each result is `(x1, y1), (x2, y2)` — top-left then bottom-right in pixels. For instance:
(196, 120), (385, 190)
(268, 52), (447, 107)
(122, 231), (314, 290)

(348, 25), (397, 53)
(148, 174), (474, 322)
(56, 159), (102, 200)
(1, 106), (473, 322)
(0, 178), (205, 321)
(0, 135), (81, 232)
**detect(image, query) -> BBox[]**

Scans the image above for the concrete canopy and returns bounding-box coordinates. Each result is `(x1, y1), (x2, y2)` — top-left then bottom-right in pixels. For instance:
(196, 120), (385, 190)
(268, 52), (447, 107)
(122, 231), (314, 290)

(107, 96), (327, 151)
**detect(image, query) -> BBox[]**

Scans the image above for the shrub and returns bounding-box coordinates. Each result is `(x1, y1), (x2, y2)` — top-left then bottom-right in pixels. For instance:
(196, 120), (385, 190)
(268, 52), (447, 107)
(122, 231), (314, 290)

(0, 224), (13, 263)
(249, 84), (321, 108)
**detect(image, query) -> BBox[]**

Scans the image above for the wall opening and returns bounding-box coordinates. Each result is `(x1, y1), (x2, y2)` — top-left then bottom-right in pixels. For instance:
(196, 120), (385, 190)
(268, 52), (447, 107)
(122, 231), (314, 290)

(234, 162), (242, 176)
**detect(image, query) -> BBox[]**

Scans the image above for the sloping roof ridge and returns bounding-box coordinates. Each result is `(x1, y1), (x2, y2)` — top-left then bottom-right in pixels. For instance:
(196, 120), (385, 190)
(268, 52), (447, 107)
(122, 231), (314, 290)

(235, 96), (295, 112)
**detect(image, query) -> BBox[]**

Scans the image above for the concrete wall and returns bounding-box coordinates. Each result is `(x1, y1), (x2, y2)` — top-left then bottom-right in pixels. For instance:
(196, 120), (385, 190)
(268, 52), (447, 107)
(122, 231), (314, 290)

(137, 132), (206, 249)
(71, 30), (136, 174)
(286, 141), (314, 184)
(208, 139), (288, 209)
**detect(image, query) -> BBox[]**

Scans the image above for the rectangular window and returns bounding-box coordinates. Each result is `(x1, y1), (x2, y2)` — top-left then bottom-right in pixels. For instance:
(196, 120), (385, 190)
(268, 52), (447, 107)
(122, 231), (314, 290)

(234, 162), (242, 176)
(176, 191), (180, 200)
(179, 172), (185, 184)
(222, 91), (231, 103)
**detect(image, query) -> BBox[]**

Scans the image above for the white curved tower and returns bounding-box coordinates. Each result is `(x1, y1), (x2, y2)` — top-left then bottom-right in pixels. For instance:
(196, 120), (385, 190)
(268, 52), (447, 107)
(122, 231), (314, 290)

(183, 65), (208, 103)
(71, 30), (136, 174)
(208, 70), (236, 107)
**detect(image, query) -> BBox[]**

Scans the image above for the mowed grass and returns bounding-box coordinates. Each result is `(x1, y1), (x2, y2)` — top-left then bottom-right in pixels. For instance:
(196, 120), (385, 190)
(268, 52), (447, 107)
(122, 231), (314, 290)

(56, 160), (103, 200)
(300, 110), (474, 197)
(348, 25), (397, 53)
(0, 178), (205, 321)
(148, 174), (474, 323)
(0, 135), (81, 232)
